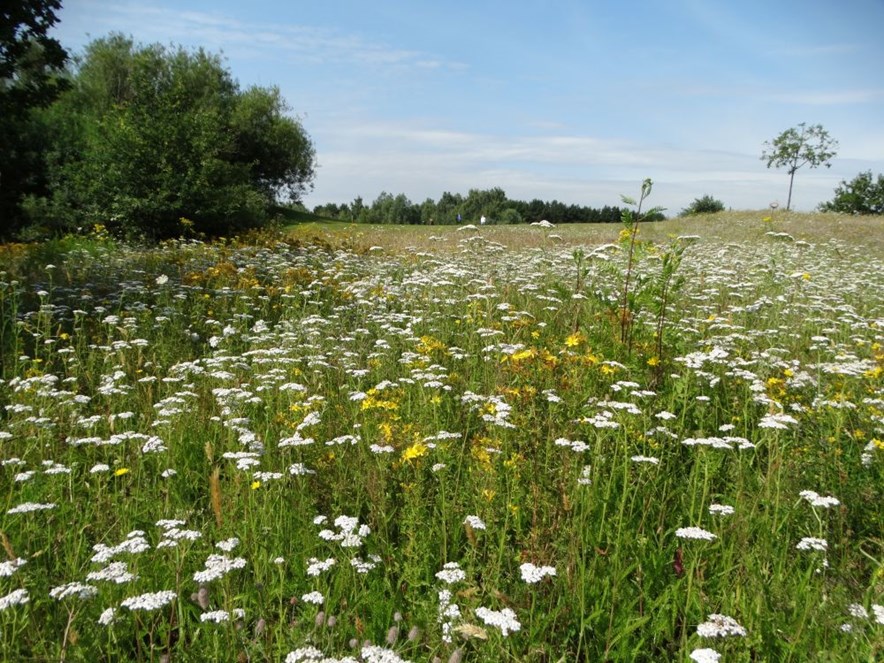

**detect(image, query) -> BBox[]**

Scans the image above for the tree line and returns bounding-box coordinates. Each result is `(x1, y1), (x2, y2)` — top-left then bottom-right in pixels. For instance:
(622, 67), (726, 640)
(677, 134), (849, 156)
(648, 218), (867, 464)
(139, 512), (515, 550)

(312, 188), (639, 225)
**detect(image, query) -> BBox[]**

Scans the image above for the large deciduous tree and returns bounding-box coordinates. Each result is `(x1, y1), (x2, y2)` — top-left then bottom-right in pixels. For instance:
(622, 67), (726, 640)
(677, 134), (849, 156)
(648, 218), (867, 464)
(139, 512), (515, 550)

(30, 34), (316, 240)
(1, 0), (69, 238)
(818, 171), (884, 215)
(761, 123), (837, 211)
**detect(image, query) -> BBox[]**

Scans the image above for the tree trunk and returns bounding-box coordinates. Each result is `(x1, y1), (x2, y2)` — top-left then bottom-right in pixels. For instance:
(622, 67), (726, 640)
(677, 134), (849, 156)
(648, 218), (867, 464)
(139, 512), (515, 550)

(786, 169), (796, 210)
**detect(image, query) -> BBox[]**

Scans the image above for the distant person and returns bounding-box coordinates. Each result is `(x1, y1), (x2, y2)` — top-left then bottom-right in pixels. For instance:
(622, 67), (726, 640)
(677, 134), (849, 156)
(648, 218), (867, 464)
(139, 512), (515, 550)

(480, 215), (486, 225)
(457, 213), (462, 223)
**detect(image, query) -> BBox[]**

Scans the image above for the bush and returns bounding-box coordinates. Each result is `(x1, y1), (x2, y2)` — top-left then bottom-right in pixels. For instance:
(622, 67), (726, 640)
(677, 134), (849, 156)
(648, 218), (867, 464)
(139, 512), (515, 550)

(818, 171), (884, 215)
(680, 195), (725, 216)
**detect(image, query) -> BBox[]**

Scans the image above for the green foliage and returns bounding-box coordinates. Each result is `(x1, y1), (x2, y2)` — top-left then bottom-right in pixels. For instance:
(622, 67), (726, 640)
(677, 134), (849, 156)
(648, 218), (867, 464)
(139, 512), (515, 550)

(818, 170), (884, 215)
(22, 34), (315, 240)
(315, 189), (625, 225)
(680, 195), (725, 216)
(0, 0), (70, 239)
(761, 123), (838, 210)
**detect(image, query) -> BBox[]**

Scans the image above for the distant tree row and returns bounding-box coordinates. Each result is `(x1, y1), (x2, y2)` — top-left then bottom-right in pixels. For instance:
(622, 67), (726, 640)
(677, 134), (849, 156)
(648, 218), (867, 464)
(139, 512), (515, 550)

(313, 188), (637, 225)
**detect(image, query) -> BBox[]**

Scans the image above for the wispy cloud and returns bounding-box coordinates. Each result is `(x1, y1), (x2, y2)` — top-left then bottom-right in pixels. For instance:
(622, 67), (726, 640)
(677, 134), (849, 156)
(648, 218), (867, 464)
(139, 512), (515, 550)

(59, 0), (465, 73)
(769, 89), (884, 105)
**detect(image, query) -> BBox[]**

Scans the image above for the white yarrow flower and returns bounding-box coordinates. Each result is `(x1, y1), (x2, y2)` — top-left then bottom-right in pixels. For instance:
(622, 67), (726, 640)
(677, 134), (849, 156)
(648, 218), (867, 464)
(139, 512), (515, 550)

(675, 527), (717, 541)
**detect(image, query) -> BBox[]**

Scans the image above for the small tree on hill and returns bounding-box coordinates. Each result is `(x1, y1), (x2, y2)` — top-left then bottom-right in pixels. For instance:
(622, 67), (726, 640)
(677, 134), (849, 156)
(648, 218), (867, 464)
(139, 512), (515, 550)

(761, 123), (837, 210)
(680, 195), (725, 216)
(818, 171), (884, 215)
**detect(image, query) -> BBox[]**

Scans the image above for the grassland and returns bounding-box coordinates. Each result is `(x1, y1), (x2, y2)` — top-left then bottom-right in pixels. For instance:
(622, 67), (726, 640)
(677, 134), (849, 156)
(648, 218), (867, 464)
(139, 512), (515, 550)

(0, 212), (881, 662)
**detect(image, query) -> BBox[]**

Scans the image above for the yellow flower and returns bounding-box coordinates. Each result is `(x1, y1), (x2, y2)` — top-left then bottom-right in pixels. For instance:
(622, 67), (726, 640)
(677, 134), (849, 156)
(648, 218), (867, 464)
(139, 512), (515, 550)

(114, 468), (130, 477)
(647, 356), (659, 367)
(565, 332), (584, 348)
(509, 348), (536, 363)
(251, 480), (261, 490)
(401, 442), (429, 463)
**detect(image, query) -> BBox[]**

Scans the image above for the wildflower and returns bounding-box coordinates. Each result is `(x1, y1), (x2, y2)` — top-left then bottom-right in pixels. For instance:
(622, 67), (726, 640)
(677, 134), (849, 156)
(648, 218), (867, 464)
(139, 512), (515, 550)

(577, 465), (592, 485)
(120, 590), (177, 611)
(799, 490), (840, 508)
(306, 557), (336, 577)
(401, 442), (429, 462)
(696, 613), (747, 638)
(796, 537), (827, 552)
(7, 501), (57, 514)
(90, 463), (110, 473)
(0, 558), (26, 577)
(87, 561), (137, 584)
(155, 274), (169, 285)
(475, 606), (521, 637)
(873, 604), (884, 625)
(436, 562), (466, 585)
(631, 455), (660, 465)
(200, 609), (233, 623)
(50, 582), (98, 600)
(350, 555), (381, 573)
(193, 554), (246, 583)
(463, 515), (486, 530)
(520, 562), (556, 584)
(689, 649), (721, 663)
(98, 607), (116, 625)
(301, 591), (324, 605)
(216, 537), (240, 552)
(675, 527), (717, 541)
(847, 603), (868, 619)
(0, 589), (30, 610)
(114, 467), (130, 477)
(708, 504), (735, 516)
(285, 647), (324, 662)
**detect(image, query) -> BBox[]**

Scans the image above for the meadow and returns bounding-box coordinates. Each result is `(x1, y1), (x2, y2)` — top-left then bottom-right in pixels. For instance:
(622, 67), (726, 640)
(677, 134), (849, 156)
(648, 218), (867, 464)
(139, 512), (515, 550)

(0, 211), (881, 662)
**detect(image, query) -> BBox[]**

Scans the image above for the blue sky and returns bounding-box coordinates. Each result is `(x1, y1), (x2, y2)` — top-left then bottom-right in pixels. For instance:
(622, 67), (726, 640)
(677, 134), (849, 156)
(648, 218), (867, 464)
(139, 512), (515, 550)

(54, 0), (884, 214)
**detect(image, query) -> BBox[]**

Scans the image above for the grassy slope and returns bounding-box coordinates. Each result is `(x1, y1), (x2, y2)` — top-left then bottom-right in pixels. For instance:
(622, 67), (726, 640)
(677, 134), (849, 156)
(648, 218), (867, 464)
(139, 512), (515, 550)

(283, 211), (884, 255)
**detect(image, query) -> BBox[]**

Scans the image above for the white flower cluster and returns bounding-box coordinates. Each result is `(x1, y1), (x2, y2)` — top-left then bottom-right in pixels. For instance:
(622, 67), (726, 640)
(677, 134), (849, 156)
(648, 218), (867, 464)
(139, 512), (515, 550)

(708, 504), (735, 516)
(306, 557), (337, 577)
(301, 591), (324, 605)
(796, 537), (827, 552)
(437, 588), (461, 643)
(463, 515), (486, 530)
(350, 555), (381, 574)
(200, 608), (245, 623)
(519, 562), (556, 584)
(435, 562), (466, 585)
(193, 554), (247, 583)
(215, 537), (240, 552)
(50, 582), (98, 601)
(675, 527), (717, 541)
(91, 530), (151, 563)
(475, 606), (522, 637)
(799, 490), (840, 508)
(689, 648), (721, 663)
(318, 515), (371, 548)
(0, 588), (30, 610)
(6, 501), (57, 514)
(0, 558), (26, 577)
(87, 561), (137, 584)
(630, 455), (660, 465)
(120, 590), (177, 611)
(696, 613), (747, 638)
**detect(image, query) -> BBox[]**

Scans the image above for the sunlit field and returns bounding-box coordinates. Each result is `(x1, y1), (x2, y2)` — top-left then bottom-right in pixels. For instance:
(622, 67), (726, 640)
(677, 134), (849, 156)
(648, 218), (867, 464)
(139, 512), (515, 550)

(0, 212), (882, 662)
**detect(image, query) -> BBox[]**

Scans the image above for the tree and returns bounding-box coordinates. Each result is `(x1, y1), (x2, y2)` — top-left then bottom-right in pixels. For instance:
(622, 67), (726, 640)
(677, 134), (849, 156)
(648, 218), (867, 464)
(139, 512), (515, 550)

(761, 123), (837, 210)
(29, 34), (316, 239)
(0, 0), (70, 238)
(680, 194), (725, 216)
(818, 171), (884, 215)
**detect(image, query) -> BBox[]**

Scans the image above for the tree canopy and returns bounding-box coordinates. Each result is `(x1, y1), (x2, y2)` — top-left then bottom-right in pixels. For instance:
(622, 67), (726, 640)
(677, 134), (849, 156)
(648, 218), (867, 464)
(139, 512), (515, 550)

(761, 123), (837, 211)
(818, 171), (884, 215)
(4, 31), (316, 240)
(1, 0), (70, 237)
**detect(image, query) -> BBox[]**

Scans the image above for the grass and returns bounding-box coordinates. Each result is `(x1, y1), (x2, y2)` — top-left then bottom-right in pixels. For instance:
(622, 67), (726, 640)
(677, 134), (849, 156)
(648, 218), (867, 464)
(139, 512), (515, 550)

(0, 215), (882, 662)
(283, 210), (884, 255)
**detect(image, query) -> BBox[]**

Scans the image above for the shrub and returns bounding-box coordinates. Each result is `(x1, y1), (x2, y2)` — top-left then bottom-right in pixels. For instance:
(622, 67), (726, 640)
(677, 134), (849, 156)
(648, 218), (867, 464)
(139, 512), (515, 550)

(818, 170), (884, 215)
(680, 195), (725, 216)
